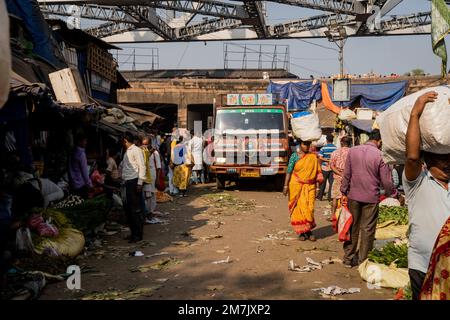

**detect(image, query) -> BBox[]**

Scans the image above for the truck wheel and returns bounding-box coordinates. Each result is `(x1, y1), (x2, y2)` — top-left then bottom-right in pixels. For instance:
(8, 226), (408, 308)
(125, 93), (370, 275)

(274, 174), (285, 192)
(216, 175), (226, 190)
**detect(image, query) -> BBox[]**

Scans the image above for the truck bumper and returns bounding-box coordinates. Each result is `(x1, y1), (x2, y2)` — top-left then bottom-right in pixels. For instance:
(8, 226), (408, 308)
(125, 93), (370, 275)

(210, 166), (287, 177)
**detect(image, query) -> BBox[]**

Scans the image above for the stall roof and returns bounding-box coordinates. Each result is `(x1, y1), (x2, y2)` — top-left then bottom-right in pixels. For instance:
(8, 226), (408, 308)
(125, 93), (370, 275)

(46, 19), (120, 51)
(96, 100), (164, 126)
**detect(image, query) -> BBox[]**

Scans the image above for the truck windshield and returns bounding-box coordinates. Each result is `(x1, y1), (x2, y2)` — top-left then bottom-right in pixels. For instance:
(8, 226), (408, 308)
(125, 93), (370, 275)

(215, 108), (284, 131)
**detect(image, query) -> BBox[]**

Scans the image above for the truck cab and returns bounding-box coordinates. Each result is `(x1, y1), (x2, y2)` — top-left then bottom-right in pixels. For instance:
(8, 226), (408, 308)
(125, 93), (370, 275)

(210, 93), (290, 190)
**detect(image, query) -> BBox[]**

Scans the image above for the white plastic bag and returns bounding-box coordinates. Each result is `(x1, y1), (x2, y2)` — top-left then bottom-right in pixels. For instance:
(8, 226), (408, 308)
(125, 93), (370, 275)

(291, 112), (322, 141)
(0, 0), (11, 109)
(338, 109), (356, 121)
(16, 228), (34, 252)
(112, 193), (123, 207)
(377, 86), (450, 164)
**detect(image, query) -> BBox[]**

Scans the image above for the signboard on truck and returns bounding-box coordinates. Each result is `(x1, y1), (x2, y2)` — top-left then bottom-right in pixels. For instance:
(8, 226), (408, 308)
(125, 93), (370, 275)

(226, 94), (273, 106)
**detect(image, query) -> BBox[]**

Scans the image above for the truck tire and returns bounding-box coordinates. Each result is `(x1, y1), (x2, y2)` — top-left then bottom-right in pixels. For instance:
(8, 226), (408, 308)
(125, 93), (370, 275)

(216, 175), (226, 190)
(274, 174), (285, 192)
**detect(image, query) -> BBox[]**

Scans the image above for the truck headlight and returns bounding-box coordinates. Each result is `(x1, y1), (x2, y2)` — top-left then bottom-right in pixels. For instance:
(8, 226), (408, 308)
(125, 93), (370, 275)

(273, 157), (286, 163)
(215, 157), (227, 164)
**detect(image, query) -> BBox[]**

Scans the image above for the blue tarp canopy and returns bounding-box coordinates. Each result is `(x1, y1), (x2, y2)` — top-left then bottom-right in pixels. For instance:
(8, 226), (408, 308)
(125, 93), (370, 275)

(267, 81), (322, 111)
(6, 0), (65, 68)
(350, 119), (375, 133)
(328, 81), (407, 111)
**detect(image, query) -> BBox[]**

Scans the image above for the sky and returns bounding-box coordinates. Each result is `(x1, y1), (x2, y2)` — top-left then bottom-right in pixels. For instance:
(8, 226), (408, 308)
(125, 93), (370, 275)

(103, 1), (447, 77)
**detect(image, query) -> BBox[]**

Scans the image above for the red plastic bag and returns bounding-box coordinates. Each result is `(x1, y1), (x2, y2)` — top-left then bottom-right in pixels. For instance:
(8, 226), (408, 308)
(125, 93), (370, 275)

(28, 214), (59, 237)
(337, 204), (353, 242)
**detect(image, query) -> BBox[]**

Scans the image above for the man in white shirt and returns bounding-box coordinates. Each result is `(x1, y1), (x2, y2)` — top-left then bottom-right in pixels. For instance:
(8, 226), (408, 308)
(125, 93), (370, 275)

(404, 91), (450, 300)
(188, 130), (204, 184)
(120, 132), (146, 243)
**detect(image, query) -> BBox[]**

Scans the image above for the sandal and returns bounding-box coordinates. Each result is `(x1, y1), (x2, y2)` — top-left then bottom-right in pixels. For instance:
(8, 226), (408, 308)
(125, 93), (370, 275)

(307, 232), (316, 242)
(299, 234), (307, 241)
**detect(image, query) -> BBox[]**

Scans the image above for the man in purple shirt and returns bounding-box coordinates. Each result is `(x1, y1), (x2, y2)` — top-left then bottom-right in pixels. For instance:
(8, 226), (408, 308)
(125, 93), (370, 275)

(69, 133), (92, 198)
(340, 129), (393, 268)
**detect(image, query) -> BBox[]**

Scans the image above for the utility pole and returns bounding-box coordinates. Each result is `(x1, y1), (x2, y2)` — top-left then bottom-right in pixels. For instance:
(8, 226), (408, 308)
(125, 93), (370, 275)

(325, 20), (347, 78)
(337, 38), (346, 78)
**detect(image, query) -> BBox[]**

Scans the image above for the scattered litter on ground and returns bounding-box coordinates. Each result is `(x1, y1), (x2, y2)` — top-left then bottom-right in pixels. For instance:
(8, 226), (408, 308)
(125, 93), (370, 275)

(288, 258), (322, 273)
(322, 210), (331, 216)
(212, 256), (232, 264)
(288, 257), (341, 273)
(81, 286), (162, 300)
(131, 258), (182, 272)
(199, 234), (223, 241)
(90, 273), (107, 277)
(145, 217), (167, 225)
(297, 246), (333, 254)
(312, 286), (360, 297)
(138, 241), (156, 248)
(216, 250), (226, 254)
(201, 193), (255, 215)
(257, 246), (264, 253)
(258, 233), (296, 242)
(129, 251), (144, 257)
(207, 221), (225, 229)
(207, 285), (224, 291)
(146, 252), (169, 259)
(171, 241), (191, 247)
(155, 278), (169, 283)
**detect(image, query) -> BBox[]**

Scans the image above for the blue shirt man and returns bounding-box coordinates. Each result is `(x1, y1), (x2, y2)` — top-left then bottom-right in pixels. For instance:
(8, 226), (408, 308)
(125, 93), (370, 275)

(317, 134), (337, 201)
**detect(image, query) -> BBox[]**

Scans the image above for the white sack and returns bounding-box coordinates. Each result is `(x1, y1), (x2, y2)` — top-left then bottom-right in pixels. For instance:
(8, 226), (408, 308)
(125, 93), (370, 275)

(291, 113), (322, 141)
(376, 86), (450, 164)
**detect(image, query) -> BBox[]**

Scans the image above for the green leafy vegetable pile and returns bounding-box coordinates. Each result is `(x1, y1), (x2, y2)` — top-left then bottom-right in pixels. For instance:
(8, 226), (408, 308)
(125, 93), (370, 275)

(368, 243), (408, 268)
(378, 206), (408, 225)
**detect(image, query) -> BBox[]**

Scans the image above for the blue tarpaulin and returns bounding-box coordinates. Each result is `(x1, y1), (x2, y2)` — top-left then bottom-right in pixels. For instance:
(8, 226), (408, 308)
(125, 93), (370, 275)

(267, 81), (322, 111)
(328, 81), (407, 111)
(350, 119), (375, 133)
(6, 0), (65, 68)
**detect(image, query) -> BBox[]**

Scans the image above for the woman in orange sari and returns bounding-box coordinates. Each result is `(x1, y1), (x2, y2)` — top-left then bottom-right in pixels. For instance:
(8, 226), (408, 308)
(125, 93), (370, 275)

(283, 140), (323, 241)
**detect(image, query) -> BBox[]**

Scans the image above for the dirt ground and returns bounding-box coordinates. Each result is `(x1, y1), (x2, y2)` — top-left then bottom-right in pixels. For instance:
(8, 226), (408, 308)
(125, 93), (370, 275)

(39, 182), (394, 300)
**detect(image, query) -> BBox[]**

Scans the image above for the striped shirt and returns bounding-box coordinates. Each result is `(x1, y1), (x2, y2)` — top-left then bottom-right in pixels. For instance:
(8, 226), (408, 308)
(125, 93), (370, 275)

(318, 143), (337, 171)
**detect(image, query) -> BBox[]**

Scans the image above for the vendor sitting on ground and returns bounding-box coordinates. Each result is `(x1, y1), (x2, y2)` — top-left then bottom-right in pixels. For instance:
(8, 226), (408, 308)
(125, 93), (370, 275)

(89, 161), (120, 198)
(69, 133), (93, 198)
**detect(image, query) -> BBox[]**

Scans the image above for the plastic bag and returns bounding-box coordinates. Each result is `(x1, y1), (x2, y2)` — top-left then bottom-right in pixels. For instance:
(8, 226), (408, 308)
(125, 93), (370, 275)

(338, 109), (356, 121)
(28, 214), (59, 237)
(376, 85), (450, 164)
(34, 228), (85, 257)
(375, 221), (408, 240)
(358, 259), (409, 289)
(337, 204), (353, 242)
(16, 228), (34, 252)
(112, 193), (123, 207)
(0, 0), (11, 109)
(291, 111), (322, 141)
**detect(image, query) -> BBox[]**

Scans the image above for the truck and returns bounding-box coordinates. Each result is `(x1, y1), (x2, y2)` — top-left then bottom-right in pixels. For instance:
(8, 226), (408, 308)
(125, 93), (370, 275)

(209, 93), (290, 190)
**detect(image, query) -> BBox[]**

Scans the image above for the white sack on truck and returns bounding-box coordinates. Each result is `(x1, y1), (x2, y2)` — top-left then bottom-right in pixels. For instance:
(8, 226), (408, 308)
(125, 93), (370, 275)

(291, 111), (322, 142)
(376, 86), (450, 164)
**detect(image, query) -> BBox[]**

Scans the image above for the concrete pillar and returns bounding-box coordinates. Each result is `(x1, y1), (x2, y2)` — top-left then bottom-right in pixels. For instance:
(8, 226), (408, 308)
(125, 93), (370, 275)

(178, 94), (188, 128)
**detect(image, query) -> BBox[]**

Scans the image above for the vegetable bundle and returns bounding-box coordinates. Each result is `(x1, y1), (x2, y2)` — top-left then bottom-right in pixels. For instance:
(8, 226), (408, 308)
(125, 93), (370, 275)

(378, 206), (408, 225)
(59, 195), (112, 233)
(368, 242), (408, 268)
